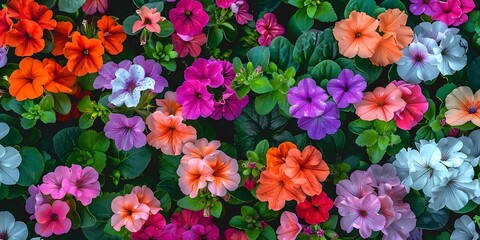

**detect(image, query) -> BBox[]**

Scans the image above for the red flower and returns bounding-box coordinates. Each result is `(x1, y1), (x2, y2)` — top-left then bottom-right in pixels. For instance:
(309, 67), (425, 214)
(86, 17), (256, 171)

(295, 192), (333, 225)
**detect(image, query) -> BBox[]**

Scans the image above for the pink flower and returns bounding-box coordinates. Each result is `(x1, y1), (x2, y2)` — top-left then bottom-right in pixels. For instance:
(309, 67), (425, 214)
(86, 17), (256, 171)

(255, 13), (285, 46)
(204, 151), (241, 197)
(82, 0), (108, 15)
(431, 0), (463, 26)
(34, 201), (72, 237)
(391, 81), (428, 130)
(225, 228), (247, 240)
(177, 158), (213, 198)
(62, 165), (101, 206)
(335, 170), (375, 205)
(354, 83), (407, 122)
(164, 209), (219, 239)
(217, 60), (235, 88)
(131, 185), (162, 215)
(131, 214), (169, 240)
(176, 80), (215, 119)
(211, 88), (249, 120)
(172, 33), (206, 58)
(216, 0), (235, 8)
(181, 138), (221, 163)
(26, 185), (49, 219)
(169, 0), (209, 35)
(451, 0), (475, 26)
(38, 166), (70, 199)
(232, 1), (253, 25)
(276, 211), (302, 240)
(111, 193), (150, 232)
(185, 58), (224, 88)
(133, 6), (166, 34)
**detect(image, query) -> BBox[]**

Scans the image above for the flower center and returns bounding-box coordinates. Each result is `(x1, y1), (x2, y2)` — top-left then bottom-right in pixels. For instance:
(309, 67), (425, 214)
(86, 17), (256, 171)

(83, 49), (89, 55)
(377, 101), (385, 107)
(468, 106), (478, 114)
(423, 0), (429, 3)
(51, 214), (59, 221)
(359, 210), (368, 217)
(185, 10), (192, 16)
(128, 81), (136, 92)
(0, 231), (8, 239)
(306, 97), (313, 103)
(144, 18), (152, 25)
(355, 32), (361, 38)
(343, 86), (349, 92)
(414, 54), (424, 62)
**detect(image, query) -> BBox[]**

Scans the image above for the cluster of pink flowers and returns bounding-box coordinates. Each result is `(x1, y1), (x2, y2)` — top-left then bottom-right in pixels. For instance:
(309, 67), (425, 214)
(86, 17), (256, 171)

(334, 164), (416, 239)
(25, 165), (101, 237)
(215, 0), (253, 25)
(410, 0), (475, 26)
(176, 58), (249, 120)
(255, 13), (285, 46)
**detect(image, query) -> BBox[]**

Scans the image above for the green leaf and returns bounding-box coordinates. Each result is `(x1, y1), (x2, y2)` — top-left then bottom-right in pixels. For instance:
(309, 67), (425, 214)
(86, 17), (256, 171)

(250, 77), (273, 94)
(17, 147), (44, 186)
(78, 130), (110, 152)
(415, 125), (443, 142)
(117, 146), (152, 179)
(307, 5), (317, 18)
(424, 98), (436, 121)
(0, 184), (8, 200)
(247, 46), (270, 69)
(91, 152), (107, 173)
(157, 178), (184, 201)
(177, 196), (206, 211)
(123, 15), (141, 35)
(349, 119), (374, 135)
(311, 60), (341, 82)
(258, 226), (276, 240)
(207, 27), (224, 49)
(158, 154), (181, 181)
(255, 202), (279, 222)
(287, 0), (303, 7)
(379, 0), (407, 11)
(467, 56), (480, 91)
(373, 120), (397, 133)
(0, 126), (22, 146)
(78, 96), (92, 112)
(154, 190), (172, 213)
(37, 0), (57, 8)
(40, 110), (56, 124)
(229, 216), (249, 230)
(453, 200), (477, 214)
(83, 222), (122, 240)
(314, 2), (337, 22)
(356, 129), (379, 147)
(58, 0), (86, 13)
(377, 135), (390, 150)
(52, 93), (72, 115)
(39, 95), (54, 110)
(254, 92), (277, 115)
(436, 83), (457, 103)
(211, 201), (223, 218)
(290, 8), (314, 32)
(20, 118), (36, 130)
(78, 206), (97, 228)
(246, 228), (261, 240)
(79, 114), (95, 130)
(157, 20), (174, 37)
(88, 193), (120, 221)
(344, 0), (377, 18)
(53, 127), (83, 160)
(367, 144), (386, 163)
(268, 37), (299, 70)
(354, 56), (383, 84)
(144, 2), (164, 11)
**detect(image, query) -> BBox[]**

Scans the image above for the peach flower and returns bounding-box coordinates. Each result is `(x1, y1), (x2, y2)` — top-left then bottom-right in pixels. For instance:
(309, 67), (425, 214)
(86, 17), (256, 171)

(378, 9), (413, 49)
(181, 138), (221, 163)
(266, 142), (297, 174)
(131, 185), (162, 215)
(177, 158), (213, 198)
(354, 83), (407, 122)
(156, 91), (182, 117)
(445, 86), (480, 126)
(204, 151), (240, 197)
(276, 211), (302, 240)
(369, 35), (403, 67)
(111, 193), (150, 232)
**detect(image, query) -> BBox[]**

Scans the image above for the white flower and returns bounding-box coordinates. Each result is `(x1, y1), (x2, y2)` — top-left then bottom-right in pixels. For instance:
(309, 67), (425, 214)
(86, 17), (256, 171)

(451, 215), (479, 240)
(437, 137), (467, 168)
(108, 64), (155, 108)
(396, 41), (440, 84)
(0, 123), (21, 186)
(433, 34), (468, 76)
(429, 163), (478, 211)
(393, 148), (414, 191)
(0, 211), (28, 240)
(414, 21), (460, 42)
(459, 129), (480, 167)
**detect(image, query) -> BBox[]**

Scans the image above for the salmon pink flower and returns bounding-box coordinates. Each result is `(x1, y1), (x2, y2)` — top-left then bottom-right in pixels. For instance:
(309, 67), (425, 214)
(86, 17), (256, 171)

(181, 138), (221, 163)
(111, 193), (150, 232)
(295, 192), (334, 225)
(445, 86), (480, 127)
(64, 34), (104, 76)
(82, 0), (108, 15)
(354, 83), (407, 122)
(62, 165), (101, 206)
(256, 13), (285, 46)
(8, 57), (50, 101)
(176, 80), (215, 120)
(369, 35), (404, 67)
(131, 186), (162, 215)
(156, 91), (182, 117)
(38, 166), (70, 199)
(104, 113), (147, 151)
(204, 151), (241, 197)
(266, 142), (297, 173)
(378, 9), (413, 49)
(6, 19), (44, 57)
(169, 0), (209, 35)
(392, 81), (428, 130)
(51, 21), (73, 56)
(34, 201), (72, 237)
(172, 32), (206, 58)
(0, 8), (12, 46)
(133, 6), (166, 34)
(97, 15), (127, 55)
(276, 211), (302, 240)
(177, 158), (214, 198)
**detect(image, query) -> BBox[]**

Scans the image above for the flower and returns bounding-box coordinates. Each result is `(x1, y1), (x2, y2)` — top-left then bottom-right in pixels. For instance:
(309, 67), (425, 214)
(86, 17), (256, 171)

(42, 58), (76, 94)
(255, 13), (285, 46)
(164, 209), (219, 239)
(459, 129), (480, 166)
(97, 15), (127, 55)
(436, 137), (467, 167)
(451, 215), (479, 240)
(287, 78), (328, 118)
(409, 143), (448, 197)
(327, 69), (366, 108)
(82, 0), (108, 14)
(432, 0), (474, 26)
(176, 80), (215, 119)
(298, 101), (341, 140)
(6, 19), (44, 56)
(232, 1), (253, 25)
(392, 81), (429, 130)
(0, 211), (28, 240)
(111, 193), (150, 232)
(51, 21), (73, 56)
(181, 138), (220, 162)
(104, 113), (147, 151)
(109, 64), (156, 108)
(131, 214), (168, 240)
(445, 86), (480, 127)
(172, 33), (206, 58)
(414, 21), (459, 42)
(131, 186), (162, 215)
(8, 57), (50, 101)
(354, 83), (406, 122)
(295, 192), (334, 225)
(337, 194), (386, 238)
(369, 35), (404, 67)
(266, 142), (297, 173)
(26, 185), (49, 218)
(450, 0), (476, 26)
(0, 8), (13, 46)
(335, 170), (374, 203)
(185, 58), (224, 88)
(409, 0), (440, 15)
(0, 123), (22, 186)
(146, 111), (197, 155)
(5, 0), (30, 19)
(177, 158), (213, 198)
(396, 41), (440, 84)
(211, 88), (249, 120)
(34, 201), (72, 237)
(169, 0), (209, 35)
(378, 9), (413, 49)
(224, 228), (247, 240)
(216, 0), (235, 8)
(23, 1), (57, 30)
(333, 11), (381, 58)
(133, 55), (168, 93)
(38, 166), (70, 199)
(93, 61), (122, 90)
(276, 211), (302, 240)
(203, 151), (241, 197)
(62, 165), (101, 206)
(133, 6), (166, 34)
(156, 91), (182, 117)
(433, 33), (467, 76)
(64, 34), (104, 76)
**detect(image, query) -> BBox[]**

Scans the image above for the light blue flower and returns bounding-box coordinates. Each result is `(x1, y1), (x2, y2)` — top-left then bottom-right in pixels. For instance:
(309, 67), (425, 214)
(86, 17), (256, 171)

(0, 123), (21, 186)
(433, 34), (468, 76)
(436, 137), (467, 168)
(451, 215), (479, 240)
(396, 41), (440, 84)
(459, 129), (480, 167)
(414, 21), (459, 42)
(0, 211), (28, 240)
(108, 64), (155, 108)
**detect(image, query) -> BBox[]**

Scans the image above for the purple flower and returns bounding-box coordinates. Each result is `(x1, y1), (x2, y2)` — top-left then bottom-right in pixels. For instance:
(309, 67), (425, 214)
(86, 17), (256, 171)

(25, 185), (49, 219)
(104, 113), (147, 151)
(93, 60), (132, 90)
(409, 0), (440, 16)
(287, 78), (328, 118)
(0, 46), (8, 69)
(217, 59), (235, 88)
(327, 69), (366, 108)
(62, 165), (101, 206)
(211, 88), (249, 120)
(38, 166), (70, 199)
(133, 56), (168, 93)
(297, 101), (341, 140)
(176, 80), (215, 119)
(185, 58), (224, 88)
(109, 64), (156, 108)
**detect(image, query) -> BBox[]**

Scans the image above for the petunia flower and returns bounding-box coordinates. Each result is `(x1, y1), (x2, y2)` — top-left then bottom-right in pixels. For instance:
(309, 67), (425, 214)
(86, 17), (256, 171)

(8, 57), (50, 101)
(204, 151), (241, 197)
(436, 137), (467, 168)
(34, 201), (72, 237)
(211, 88), (249, 121)
(450, 0), (476, 26)
(133, 6), (166, 34)
(109, 64), (156, 108)
(298, 101), (341, 140)
(431, 0), (462, 26)
(97, 15), (127, 55)
(433, 33), (467, 76)
(131, 185), (162, 215)
(287, 78), (328, 118)
(104, 113), (147, 151)
(451, 215), (480, 240)
(62, 165), (101, 206)
(459, 129), (480, 167)
(181, 138), (220, 163)
(64, 34), (105, 76)
(156, 91), (183, 117)
(171, 32), (206, 58)
(131, 213), (169, 240)
(51, 21), (73, 56)
(82, 0), (108, 15)
(111, 193), (150, 232)
(176, 80), (215, 120)
(369, 34), (404, 67)
(225, 228), (247, 240)
(177, 158), (213, 198)
(169, 0), (209, 35)
(378, 9), (413, 49)
(445, 86), (480, 127)
(391, 80), (428, 130)
(0, 123), (22, 186)
(0, 8), (12, 46)
(93, 61), (122, 90)
(164, 209), (219, 239)
(255, 13), (284, 46)
(216, 0), (235, 8)
(232, 1), (253, 25)
(327, 69), (366, 108)
(354, 83), (406, 122)
(409, 0), (440, 15)
(5, 0), (31, 19)
(295, 192), (334, 225)
(38, 166), (70, 199)
(42, 58), (76, 94)
(276, 211), (302, 240)
(0, 211), (28, 240)
(6, 19), (44, 57)
(396, 41), (440, 84)
(185, 58), (224, 88)
(133, 55), (168, 93)
(25, 185), (49, 219)
(266, 142), (297, 173)
(23, 1), (57, 30)
(414, 21), (460, 42)
(335, 170), (375, 204)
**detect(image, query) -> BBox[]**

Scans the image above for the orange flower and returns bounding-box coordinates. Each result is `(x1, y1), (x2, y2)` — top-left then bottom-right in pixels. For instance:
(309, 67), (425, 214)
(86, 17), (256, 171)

(378, 9), (413, 49)
(9, 57), (50, 101)
(97, 15), (127, 55)
(6, 0), (32, 19)
(354, 83), (407, 122)
(146, 111), (197, 155)
(445, 86), (480, 126)
(256, 166), (306, 211)
(369, 35), (403, 67)
(111, 193), (150, 232)
(51, 21), (73, 56)
(284, 146), (329, 196)
(0, 8), (13, 46)
(42, 59), (76, 93)
(333, 11), (381, 58)
(64, 34), (104, 76)
(177, 158), (214, 198)
(6, 19), (44, 56)
(156, 91), (182, 117)
(266, 142), (297, 173)
(24, 1), (57, 30)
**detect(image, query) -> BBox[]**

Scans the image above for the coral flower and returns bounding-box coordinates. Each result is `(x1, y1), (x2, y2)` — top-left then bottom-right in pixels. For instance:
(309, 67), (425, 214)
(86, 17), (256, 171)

(256, 166), (306, 211)
(97, 15), (127, 55)
(111, 193), (150, 232)
(284, 146), (329, 196)
(445, 86), (480, 126)
(82, 0), (108, 15)
(204, 151), (241, 197)
(354, 83), (407, 122)
(276, 211), (302, 240)
(42, 59), (76, 93)
(169, 0), (209, 35)
(24, 1), (57, 30)
(131, 186), (162, 215)
(392, 81), (428, 130)
(9, 57), (50, 101)
(177, 158), (214, 198)
(6, 19), (44, 57)
(256, 13), (285, 46)
(34, 201), (72, 237)
(156, 91), (182, 117)
(266, 142), (297, 173)
(181, 138), (221, 163)
(133, 6), (166, 34)
(369, 35), (403, 67)
(145, 111), (197, 155)
(6, 0), (31, 19)
(295, 192), (334, 225)
(333, 11), (381, 58)
(62, 165), (101, 206)
(51, 21), (73, 56)
(378, 9), (413, 49)
(0, 8), (12, 46)
(172, 32), (207, 58)
(64, 34), (104, 76)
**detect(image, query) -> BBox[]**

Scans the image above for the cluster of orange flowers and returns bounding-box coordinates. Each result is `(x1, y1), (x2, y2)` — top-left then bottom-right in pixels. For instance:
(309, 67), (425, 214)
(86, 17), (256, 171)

(333, 9), (413, 67)
(256, 142), (330, 211)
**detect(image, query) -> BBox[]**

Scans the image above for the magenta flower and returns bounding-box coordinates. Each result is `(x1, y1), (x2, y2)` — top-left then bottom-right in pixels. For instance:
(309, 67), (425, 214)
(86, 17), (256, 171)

(164, 209), (219, 239)
(409, 0), (440, 16)
(451, 0), (476, 26)
(297, 101), (341, 140)
(211, 88), (249, 120)
(431, 0), (463, 26)
(391, 81), (428, 131)
(327, 69), (367, 108)
(169, 0), (209, 35)
(256, 13), (285, 46)
(216, 0), (235, 8)
(34, 201), (72, 237)
(133, 6), (166, 34)
(337, 194), (386, 238)
(104, 113), (147, 151)
(62, 165), (101, 206)
(82, 0), (108, 15)
(232, 1), (253, 25)
(185, 58), (224, 88)
(287, 78), (328, 118)
(38, 166), (70, 199)
(176, 80), (215, 119)
(172, 33), (206, 58)
(131, 214), (170, 240)
(217, 60), (235, 88)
